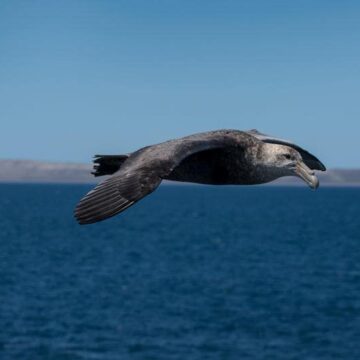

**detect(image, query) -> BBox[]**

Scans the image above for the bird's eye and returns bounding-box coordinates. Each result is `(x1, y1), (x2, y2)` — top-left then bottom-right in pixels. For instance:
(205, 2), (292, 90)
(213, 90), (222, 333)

(284, 154), (291, 160)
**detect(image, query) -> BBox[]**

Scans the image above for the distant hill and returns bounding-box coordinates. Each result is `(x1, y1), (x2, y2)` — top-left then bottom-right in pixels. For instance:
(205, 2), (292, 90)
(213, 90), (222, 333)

(0, 159), (359, 186)
(0, 159), (94, 184)
(275, 169), (360, 186)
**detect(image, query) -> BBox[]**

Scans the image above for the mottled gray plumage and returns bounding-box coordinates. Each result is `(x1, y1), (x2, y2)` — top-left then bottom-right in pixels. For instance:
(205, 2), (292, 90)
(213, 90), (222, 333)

(75, 129), (325, 224)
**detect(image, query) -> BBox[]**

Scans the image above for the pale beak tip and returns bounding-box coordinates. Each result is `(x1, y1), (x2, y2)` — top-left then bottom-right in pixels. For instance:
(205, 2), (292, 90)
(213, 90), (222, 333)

(310, 176), (319, 190)
(295, 161), (320, 190)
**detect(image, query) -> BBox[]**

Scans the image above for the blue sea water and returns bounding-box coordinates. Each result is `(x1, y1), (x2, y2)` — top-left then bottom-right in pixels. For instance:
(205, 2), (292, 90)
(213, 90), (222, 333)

(0, 184), (359, 360)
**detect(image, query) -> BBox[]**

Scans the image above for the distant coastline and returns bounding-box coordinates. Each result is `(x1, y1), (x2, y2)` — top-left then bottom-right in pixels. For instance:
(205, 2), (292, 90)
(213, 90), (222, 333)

(0, 159), (359, 186)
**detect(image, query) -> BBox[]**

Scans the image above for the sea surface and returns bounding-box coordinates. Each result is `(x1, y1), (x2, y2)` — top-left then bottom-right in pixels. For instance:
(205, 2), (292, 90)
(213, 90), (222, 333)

(0, 184), (359, 360)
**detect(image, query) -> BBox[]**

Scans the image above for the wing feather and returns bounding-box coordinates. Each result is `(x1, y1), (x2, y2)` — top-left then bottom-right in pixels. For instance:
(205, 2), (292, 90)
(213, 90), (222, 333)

(75, 169), (161, 224)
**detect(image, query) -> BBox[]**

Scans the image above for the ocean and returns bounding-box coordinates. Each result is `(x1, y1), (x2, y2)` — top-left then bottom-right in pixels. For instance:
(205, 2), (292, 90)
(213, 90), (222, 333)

(0, 184), (359, 359)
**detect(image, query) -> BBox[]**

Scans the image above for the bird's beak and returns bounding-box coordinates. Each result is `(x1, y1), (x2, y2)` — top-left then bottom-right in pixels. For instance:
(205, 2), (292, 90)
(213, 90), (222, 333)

(295, 160), (319, 189)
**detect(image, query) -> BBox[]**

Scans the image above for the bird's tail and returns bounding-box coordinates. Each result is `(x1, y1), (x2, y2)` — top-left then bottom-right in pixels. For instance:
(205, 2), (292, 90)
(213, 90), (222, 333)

(91, 154), (129, 177)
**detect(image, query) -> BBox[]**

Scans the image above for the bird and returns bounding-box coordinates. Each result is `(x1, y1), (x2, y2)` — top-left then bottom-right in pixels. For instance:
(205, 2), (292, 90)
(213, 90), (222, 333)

(74, 129), (326, 225)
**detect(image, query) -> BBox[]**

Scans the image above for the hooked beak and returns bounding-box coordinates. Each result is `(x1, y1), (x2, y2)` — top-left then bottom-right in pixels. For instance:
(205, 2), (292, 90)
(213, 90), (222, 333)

(295, 161), (319, 190)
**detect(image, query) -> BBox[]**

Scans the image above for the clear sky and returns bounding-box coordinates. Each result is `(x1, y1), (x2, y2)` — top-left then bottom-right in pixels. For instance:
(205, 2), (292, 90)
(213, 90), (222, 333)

(0, 1), (359, 167)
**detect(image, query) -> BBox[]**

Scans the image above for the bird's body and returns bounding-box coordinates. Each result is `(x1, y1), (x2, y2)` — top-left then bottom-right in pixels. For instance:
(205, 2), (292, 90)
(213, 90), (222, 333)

(75, 129), (326, 224)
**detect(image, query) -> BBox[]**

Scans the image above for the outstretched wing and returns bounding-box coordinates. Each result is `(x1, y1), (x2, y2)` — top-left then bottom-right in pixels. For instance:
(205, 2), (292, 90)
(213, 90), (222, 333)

(247, 129), (326, 171)
(75, 132), (240, 224)
(75, 167), (161, 224)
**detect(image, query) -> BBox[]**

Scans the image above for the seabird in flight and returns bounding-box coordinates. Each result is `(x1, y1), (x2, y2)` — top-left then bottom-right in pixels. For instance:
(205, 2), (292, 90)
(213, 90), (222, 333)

(75, 129), (326, 224)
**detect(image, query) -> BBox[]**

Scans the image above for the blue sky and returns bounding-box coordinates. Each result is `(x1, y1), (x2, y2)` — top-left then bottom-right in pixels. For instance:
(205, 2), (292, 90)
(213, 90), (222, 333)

(0, 0), (359, 167)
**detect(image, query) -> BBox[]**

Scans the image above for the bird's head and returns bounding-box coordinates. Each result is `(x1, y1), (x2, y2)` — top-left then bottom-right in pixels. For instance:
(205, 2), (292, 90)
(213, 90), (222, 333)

(260, 143), (319, 189)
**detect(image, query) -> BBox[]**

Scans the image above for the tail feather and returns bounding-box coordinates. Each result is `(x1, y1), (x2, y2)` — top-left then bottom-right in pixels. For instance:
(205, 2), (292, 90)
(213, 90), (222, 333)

(92, 154), (129, 177)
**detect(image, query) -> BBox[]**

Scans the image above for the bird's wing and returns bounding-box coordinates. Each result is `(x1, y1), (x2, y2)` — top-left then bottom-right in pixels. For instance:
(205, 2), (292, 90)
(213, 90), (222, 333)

(247, 129), (326, 171)
(74, 166), (161, 224)
(75, 134), (238, 224)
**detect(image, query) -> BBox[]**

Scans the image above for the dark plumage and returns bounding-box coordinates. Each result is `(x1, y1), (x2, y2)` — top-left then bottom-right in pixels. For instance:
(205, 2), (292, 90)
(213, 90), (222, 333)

(75, 129), (326, 224)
